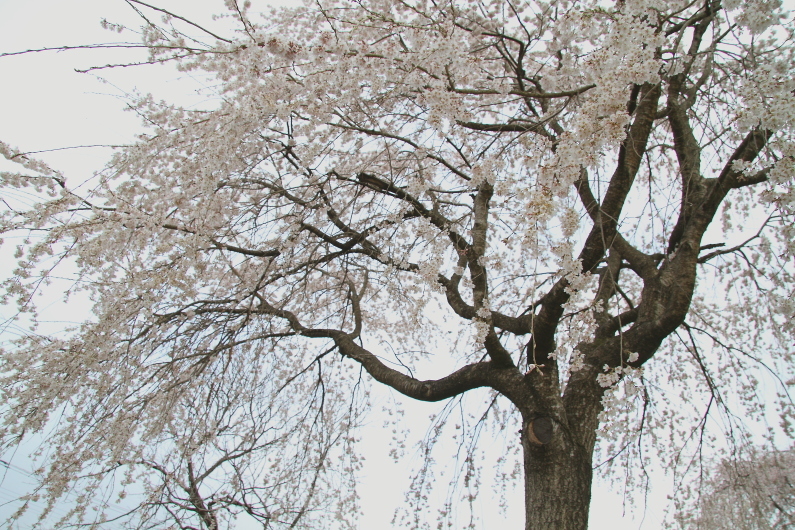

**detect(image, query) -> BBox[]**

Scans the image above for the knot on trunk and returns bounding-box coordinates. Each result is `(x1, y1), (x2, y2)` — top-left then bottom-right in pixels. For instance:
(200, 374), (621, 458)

(526, 416), (554, 445)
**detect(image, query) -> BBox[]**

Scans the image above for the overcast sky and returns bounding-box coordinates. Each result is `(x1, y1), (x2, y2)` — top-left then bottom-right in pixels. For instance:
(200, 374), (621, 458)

(0, 1), (675, 528)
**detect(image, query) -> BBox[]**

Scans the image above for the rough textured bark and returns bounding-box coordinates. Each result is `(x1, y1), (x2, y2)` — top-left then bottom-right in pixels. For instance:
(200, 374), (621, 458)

(522, 427), (594, 530)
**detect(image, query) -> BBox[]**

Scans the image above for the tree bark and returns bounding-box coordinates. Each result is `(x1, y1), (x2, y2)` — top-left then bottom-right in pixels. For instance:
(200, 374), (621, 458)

(522, 418), (594, 530)
(517, 345), (609, 530)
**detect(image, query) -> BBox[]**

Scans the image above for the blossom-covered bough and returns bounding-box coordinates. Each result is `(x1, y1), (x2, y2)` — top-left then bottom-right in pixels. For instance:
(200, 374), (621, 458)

(1, 0), (794, 528)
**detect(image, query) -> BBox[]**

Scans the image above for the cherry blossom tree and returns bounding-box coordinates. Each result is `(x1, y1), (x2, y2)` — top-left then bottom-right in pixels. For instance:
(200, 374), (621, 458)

(1, 0), (794, 528)
(675, 447), (795, 529)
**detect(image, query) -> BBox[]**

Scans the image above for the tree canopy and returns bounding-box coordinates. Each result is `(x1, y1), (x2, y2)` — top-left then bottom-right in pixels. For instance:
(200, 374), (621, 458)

(1, 0), (794, 528)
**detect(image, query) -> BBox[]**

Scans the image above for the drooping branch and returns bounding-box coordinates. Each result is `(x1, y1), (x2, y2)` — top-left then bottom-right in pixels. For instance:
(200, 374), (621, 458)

(335, 335), (525, 403)
(256, 279), (526, 403)
(125, 0), (234, 43)
(330, 120), (474, 181)
(447, 83), (596, 99)
(698, 215), (776, 263)
(456, 120), (551, 134)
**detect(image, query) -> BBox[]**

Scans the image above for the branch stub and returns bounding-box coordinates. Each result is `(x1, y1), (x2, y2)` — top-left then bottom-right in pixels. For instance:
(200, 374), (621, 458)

(526, 417), (554, 445)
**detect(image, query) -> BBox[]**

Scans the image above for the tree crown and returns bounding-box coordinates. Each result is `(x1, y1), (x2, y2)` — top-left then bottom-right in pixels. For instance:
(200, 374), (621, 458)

(1, 0), (794, 528)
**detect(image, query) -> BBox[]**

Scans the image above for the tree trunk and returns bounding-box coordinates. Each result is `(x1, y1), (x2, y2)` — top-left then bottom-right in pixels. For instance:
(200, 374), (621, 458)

(519, 361), (607, 530)
(522, 421), (594, 530)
